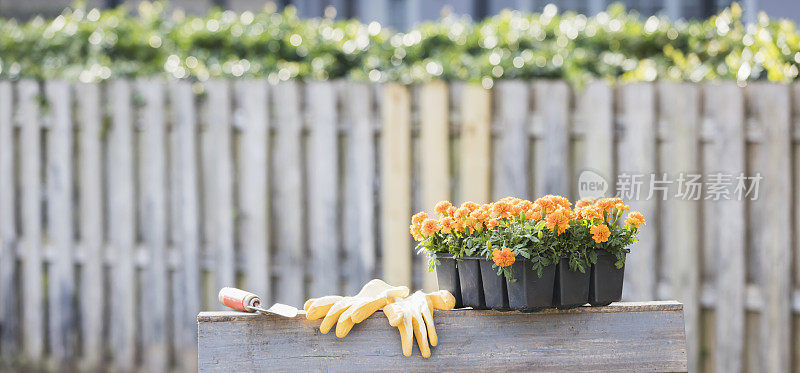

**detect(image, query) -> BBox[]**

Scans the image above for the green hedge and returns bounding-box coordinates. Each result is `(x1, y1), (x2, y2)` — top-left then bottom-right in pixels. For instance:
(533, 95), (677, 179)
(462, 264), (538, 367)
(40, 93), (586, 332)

(1, 1), (798, 85)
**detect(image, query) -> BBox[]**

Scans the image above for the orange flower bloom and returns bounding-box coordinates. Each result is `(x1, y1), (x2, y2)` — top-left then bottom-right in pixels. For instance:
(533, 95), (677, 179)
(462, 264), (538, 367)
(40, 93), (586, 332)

(576, 204), (603, 220)
(590, 224), (611, 243)
(421, 218), (440, 237)
(461, 201), (479, 212)
(440, 217), (454, 234)
(544, 206), (572, 235)
(491, 201), (513, 219)
(464, 216), (478, 233)
(486, 218), (500, 229)
(411, 211), (428, 226)
(596, 198), (629, 217)
(455, 206), (470, 218)
(434, 201), (452, 216)
(492, 247), (516, 267)
(446, 206), (457, 217)
(409, 225), (422, 241)
(625, 211), (646, 228)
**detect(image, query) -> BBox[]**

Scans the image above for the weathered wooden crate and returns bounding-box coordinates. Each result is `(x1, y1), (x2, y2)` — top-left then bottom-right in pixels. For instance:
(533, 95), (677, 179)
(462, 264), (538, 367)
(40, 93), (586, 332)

(197, 301), (687, 372)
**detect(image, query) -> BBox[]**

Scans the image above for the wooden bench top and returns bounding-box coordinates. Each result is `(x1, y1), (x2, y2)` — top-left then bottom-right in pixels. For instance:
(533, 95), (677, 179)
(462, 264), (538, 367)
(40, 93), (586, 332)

(198, 301), (687, 372)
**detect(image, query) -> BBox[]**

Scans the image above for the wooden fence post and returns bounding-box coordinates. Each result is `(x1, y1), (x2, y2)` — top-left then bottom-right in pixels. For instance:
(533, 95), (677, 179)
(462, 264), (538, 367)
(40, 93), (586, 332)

(574, 80), (614, 198)
(45, 80), (76, 365)
(342, 82), (377, 294)
(704, 82), (745, 373)
(137, 79), (169, 372)
(748, 82), (791, 373)
(0, 81), (18, 357)
(235, 80), (271, 300)
(108, 80), (136, 371)
(493, 81), (530, 200)
(381, 83), (412, 287)
(272, 81), (306, 306)
(18, 80), (44, 362)
(419, 80), (449, 291)
(459, 84), (492, 203)
(307, 81), (340, 297)
(658, 81), (701, 373)
(75, 82), (104, 370)
(533, 81), (570, 198)
(617, 83), (657, 301)
(170, 80), (200, 372)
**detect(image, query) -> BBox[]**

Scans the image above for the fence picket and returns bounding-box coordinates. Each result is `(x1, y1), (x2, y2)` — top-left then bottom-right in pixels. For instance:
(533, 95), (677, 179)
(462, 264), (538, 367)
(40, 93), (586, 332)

(381, 83), (412, 287)
(108, 80), (136, 370)
(136, 79), (169, 372)
(493, 81), (530, 200)
(18, 80), (44, 361)
(419, 81), (449, 291)
(748, 82), (792, 373)
(459, 84), (492, 203)
(306, 81), (340, 297)
(704, 82), (745, 373)
(45, 80), (76, 364)
(617, 83), (657, 301)
(169, 80), (200, 372)
(75, 82), (104, 370)
(342, 82), (376, 294)
(205, 80), (236, 306)
(235, 80), (270, 300)
(272, 81), (305, 306)
(658, 82), (700, 373)
(0, 81), (17, 357)
(575, 80), (614, 197)
(533, 81), (570, 197)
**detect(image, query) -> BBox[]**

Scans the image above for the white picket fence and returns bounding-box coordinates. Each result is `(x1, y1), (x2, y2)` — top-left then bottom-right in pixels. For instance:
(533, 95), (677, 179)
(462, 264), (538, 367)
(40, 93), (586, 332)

(0, 79), (797, 372)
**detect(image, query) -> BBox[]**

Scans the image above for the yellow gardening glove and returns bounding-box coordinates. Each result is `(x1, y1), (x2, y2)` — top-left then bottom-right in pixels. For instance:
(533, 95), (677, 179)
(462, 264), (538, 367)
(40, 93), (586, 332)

(382, 290), (456, 358)
(304, 279), (409, 338)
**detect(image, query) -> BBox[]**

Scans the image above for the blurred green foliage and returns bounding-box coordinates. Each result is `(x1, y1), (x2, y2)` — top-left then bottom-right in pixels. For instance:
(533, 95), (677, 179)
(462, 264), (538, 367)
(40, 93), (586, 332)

(0, 1), (798, 86)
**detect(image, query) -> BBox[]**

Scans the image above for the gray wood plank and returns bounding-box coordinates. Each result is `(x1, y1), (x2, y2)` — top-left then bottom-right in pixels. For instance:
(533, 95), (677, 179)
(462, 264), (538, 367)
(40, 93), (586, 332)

(198, 302), (687, 372)
(169, 80), (201, 372)
(616, 83), (657, 301)
(44, 80), (76, 364)
(75, 82), (104, 370)
(532, 81), (570, 197)
(108, 80), (137, 370)
(380, 83), (412, 287)
(18, 79), (44, 361)
(272, 81), (306, 306)
(657, 81), (700, 373)
(341, 82), (376, 295)
(136, 79), (169, 373)
(574, 80), (614, 198)
(748, 82), (791, 373)
(703, 82), (745, 373)
(205, 80), (236, 306)
(459, 84), (492, 204)
(418, 81), (449, 292)
(493, 80), (529, 200)
(235, 80), (270, 301)
(0, 81), (18, 357)
(306, 81), (340, 297)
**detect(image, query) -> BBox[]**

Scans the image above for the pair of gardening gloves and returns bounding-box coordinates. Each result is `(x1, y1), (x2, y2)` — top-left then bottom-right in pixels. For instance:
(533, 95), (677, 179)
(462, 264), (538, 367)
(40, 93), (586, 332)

(303, 279), (456, 358)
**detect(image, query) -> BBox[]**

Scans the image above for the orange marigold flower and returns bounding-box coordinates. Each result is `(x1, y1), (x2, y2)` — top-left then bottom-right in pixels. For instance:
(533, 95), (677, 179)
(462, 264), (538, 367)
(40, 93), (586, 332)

(516, 200), (534, 212)
(411, 211), (428, 226)
(590, 224), (611, 243)
(434, 201), (452, 216)
(491, 201), (513, 219)
(464, 216), (478, 233)
(575, 198), (595, 209)
(576, 204), (603, 220)
(446, 206), (457, 217)
(545, 206), (572, 235)
(492, 247), (516, 268)
(486, 218), (500, 229)
(410, 225), (422, 241)
(461, 201), (479, 212)
(421, 218), (440, 237)
(440, 217), (454, 234)
(625, 211), (646, 228)
(455, 206), (470, 218)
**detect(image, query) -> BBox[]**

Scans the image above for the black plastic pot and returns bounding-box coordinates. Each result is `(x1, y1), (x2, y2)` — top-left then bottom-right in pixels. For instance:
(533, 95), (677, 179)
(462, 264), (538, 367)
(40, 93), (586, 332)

(457, 256), (486, 309)
(553, 258), (590, 308)
(478, 260), (508, 309)
(435, 253), (463, 308)
(589, 251), (625, 306)
(506, 260), (556, 311)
